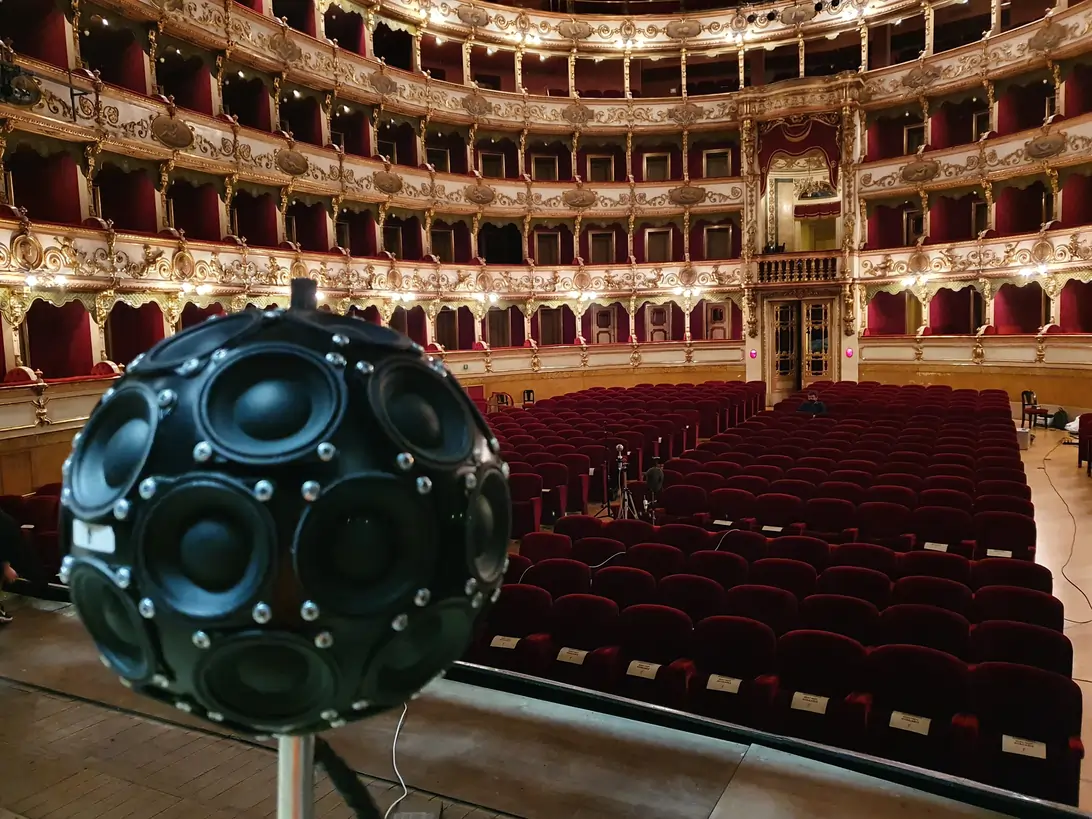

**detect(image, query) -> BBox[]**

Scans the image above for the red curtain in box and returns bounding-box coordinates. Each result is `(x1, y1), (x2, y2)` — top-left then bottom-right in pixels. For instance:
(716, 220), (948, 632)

(758, 115), (841, 192)
(794, 201), (841, 220)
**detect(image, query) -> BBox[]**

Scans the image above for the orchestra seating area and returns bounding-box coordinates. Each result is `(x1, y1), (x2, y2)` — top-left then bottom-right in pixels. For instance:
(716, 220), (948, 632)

(474, 380), (1083, 806)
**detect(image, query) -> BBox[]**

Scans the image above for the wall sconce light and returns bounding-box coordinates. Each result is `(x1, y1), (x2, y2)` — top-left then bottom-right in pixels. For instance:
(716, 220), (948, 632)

(672, 287), (702, 298)
(1019, 264), (1049, 277)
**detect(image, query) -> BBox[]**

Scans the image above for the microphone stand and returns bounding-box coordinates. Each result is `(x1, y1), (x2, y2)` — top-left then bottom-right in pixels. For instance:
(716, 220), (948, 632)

(278, 735), (316, 819)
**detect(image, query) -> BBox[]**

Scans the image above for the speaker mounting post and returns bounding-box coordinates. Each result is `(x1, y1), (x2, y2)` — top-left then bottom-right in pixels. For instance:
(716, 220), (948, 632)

(277, 734), (316, 819)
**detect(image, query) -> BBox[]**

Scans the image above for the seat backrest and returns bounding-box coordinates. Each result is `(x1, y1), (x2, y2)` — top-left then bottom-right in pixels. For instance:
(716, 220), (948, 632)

(553, 514), (602, 542)
(776, 630), (866, 696)
(892, 575), (973, 618)
(867, 644), (971, 716)
(799, 594), (880, 644)
(571, 537), (626, 567)
(604, 518), (656, 547)
(625, 542), (686, 580)
(520, 532), (573, 564)
(878, 603), (971, 659)
(618, 604), (694, 663)
(817, 565), (892, 609)
(522, 558), (592, 598)
(656, 523), (713, 555)
(971, 662), (1082, 742)
(750, 558), (817, 601)
(723, 584), (799, 635)
(686, 550), (748, 591)
(973, 585), (1064, 631)
(970, 558), (1052, 594)
(767, 535), (830, 571)
(898, 550), (972, 585)
(969, 620), (1073, 677)
(592, 566), (658, 610)
(658, 573), (727, 623)
(488, 584), (553, 637)
(690, 616), (777, 678)
(918, 488), (973, 513)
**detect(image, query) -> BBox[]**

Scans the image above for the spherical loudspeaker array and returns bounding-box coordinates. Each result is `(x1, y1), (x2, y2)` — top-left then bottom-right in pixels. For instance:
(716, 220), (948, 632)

(60, 284), (511, 736)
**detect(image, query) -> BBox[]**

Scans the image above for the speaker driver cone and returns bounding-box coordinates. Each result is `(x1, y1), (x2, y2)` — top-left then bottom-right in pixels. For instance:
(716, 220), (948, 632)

(367, 360), (474, 467)
(68, 384), (159, 519)
(465, 469), (511, 584)
(136, 476), (276, 620)
(131, 311), (264, 374)
(294, 475), (436, 617)
(197, 344), (346, 465)
(358, 600), (474, 706)
(70, 563), (156, 682)
(195, 632), (338, 732)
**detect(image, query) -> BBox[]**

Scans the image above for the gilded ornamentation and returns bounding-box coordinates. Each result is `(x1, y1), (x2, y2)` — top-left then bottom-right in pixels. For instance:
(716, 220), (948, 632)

(457, 6), (492, 28)
(530, 346), (541, 372)
(780, 2), (817, 25)
(171, 249), (196, 280)
(368, 72), (399, 96)
(1028, 18), (1068, 54)
(10, 232), (44, 271)
(5, 72), (42, 107)
(1025, 131), (1066, 160)
(150, 111), (194, 150)
(684, 339), (695, 364)
(562, 188), (597, 208)
(1035, 332), (1047, 363)
(557, 20), (593, 40)
(578, 339), (589, 367)
(275, 145), (310, 177)
(678, 265), (698, 287)
(462, 91), (494, 118)
(971, 339), (985, 364)
(667, 102), (705, 126)
(464, 181), (496, 205)
(666, 20), (703, 39)
(668, 185), (707, 206)
(573, 269), (593, 290)
(268, 28), (303, 65)
(901, 63), (941, 91)
(907, 247), (931, 275)
(562, 102), (594, 126)
(629, 339), (642, 368)
(373, 167), (404, 195)
(1030, 237), (1055, 265)
(900, 158), (941, 184)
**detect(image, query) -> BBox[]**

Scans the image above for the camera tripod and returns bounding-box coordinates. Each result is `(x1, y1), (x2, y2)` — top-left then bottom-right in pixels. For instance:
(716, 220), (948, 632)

(594, 444), (640, 520)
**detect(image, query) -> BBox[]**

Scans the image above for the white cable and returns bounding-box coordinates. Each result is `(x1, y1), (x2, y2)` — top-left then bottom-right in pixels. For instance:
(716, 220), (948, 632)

(383, 703), (410, 819)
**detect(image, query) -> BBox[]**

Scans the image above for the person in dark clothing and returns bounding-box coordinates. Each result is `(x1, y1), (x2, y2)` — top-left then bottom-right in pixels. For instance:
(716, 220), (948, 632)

(797, 391), (828, 415)
(0, 509), (24, 624)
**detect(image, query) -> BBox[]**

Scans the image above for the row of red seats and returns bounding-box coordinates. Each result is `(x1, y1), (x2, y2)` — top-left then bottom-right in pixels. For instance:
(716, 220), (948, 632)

(0, 490), (62, 582)
(468, 587), (1081, 805)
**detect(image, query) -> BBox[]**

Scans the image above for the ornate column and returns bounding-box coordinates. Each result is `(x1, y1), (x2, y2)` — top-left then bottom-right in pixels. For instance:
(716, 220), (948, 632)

(378, 300), (396, 328)
(462, 39), (473, 86)
(797, 35), (805, 79)
(627, 295), (639, 343)
(918, 187), (930, 241)
(839, 104), (858, 276)
(514, 46), (524, 91)
(737, 46), (746, 90)
(412, 30), (423, 74)
(470, 298), (488, 345)
(90, 291), (115, 363)
(740, 117), (758, 278)
(0, 120), (13, 206)
(363, 9), (376, 58)
(859, 23), (869, 71)
(990, 0), (1002, 34)
(518, 128), (528, 178)
(979, 279), (994, 327)
(523, 298), (534, 342)
(573, 299), (591, 344)
(471, 209), (482, 259)
(424, 300), (441, 347)
(568, 48), (577, 97)
(0, 289), (28, 372)
(158, 159), (175, 230)
(923, 1), (935, 56)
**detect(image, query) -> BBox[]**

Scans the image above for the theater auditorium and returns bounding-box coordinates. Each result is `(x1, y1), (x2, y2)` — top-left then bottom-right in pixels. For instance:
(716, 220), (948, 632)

(2, 0), (1092, 815)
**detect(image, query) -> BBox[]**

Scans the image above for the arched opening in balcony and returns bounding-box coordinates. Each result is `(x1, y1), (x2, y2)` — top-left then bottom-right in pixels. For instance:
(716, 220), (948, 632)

(702, 300), (744, 341)
(285, 196), (334, 253)
(329, 102), (369, 156)
(94, 158), (160, 234)
(376, 119), (418, 166)
(531, 304), (576, 346)
(928, 286), (985, 335)
(580, 223), (627, 265)
(389, 305), (408, 336)
(105, 302), (165, 366)
(323, 3), (365, 55)
(994, 281), (1049, 334)
(803, 31), (861, 79)
(762, 150), (840, 255)
(866, 16), (926, 70)
(168, 174), (225, 242)
(382, 213), (423, 260)
(469, 44), (516, 92)
(79, 11), (149, 95)
(1060, 169), (1092, 229)
(866, 105), (926, 162)
(335, 205), (378, 257)
(229, 186), (281, 248)
(475, 135), (520, 180)
(574, 57), (625, 98)
(527, 223), (573, 267)
(520, 53), (566, 98)
(865, 290), (923, 336)
(927, 188), (989, 245)
(1059, 280), (1092, 333)
(271, 0), (316, 37)
(429, 220), (472, 264)
(693, 217), (741, 262)
(278, 84), (325, 146)
(25, 299), (94, 379)
(180, 302), (225, 330)
(357, 305), (381, 325)
(526, 139), (573, 182)
(866, 198), (922, 250)
(5, 142), (86, 226)
(0, 0), (73, 69)
(685, 53), (740, 96)
(995, 179), (1054, 238)
(1066, 62), (1092, 119)
(371, 23), (412, 71)
(155, 39), (215, 115)
(930, 90), (992, 150)
(419, 36), (463, 84)
(424, 128), (467, 174)
(220, 68), (272, 132)
(578, 142), (627, 185)
(635, 220), (681, 265)
(933, 0), (992, 54)
(997, 72), (1056, 136)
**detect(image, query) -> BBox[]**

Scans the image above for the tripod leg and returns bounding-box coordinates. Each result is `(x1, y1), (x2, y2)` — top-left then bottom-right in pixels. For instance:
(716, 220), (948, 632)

(278, 735), (316, 819)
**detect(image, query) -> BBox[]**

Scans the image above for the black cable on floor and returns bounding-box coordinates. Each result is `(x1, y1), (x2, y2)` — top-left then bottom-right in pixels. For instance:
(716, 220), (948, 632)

(1038, 436), (1092, 625)
(314, 737), (384, 819)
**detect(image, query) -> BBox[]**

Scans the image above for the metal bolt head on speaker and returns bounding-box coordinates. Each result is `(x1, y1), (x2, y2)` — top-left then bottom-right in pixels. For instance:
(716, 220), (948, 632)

(60, 278), (511, 737)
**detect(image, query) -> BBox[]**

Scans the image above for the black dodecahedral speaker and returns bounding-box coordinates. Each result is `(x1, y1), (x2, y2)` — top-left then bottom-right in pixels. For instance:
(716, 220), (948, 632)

(60, 279), (511, 736)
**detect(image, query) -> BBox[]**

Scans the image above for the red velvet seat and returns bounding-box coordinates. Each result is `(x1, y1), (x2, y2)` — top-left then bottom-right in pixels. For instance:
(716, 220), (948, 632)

(625, 543), (686, 581)
(799, 593), (879, 644)
(891, 576), (973, 618)
(658, 573), (727, 623)
(509, 473), (543, 538)
(540, 593), (620, 685)
(607, 604), (694, 707)
(973, 511), (1036, 560)
(767, 535), (830, 572)
(878, 603), (971, 660)
(572, 536), (626, 567)
(723, 584), (799, 636)
(504, 553), (531, 584)
(976, 479), (1031, 501)
(969, 619), (1073, 677)
(918, 488), (973, 514)
(468, 584), (552, 671)
(522, 558), (592, 599)
(750, 558), (817, 601)
(709, 488), (758, 531)
(752, 493), (805, 537)
(592, 566), (657, 610)
(686, 550), (748, 591)
(973, 585), (1064, 631)
(855, 502), (914, 551)
(817, 565), (892, 610)
(898, 550), (972, 586)
(716, 529), (768, 563)
(657, 484), (709, 525)
(865, 484), (917, 509)
(907, 506), (973, 558)
(971, 558), (1052, 594)
(687, 616), (778, 726)
(829, 542), (899, 578)
(656, 523), (712, 555)
(970, 662), (1084, 805)
(520, 532), (572, 564)
(604, 518), (656, 548)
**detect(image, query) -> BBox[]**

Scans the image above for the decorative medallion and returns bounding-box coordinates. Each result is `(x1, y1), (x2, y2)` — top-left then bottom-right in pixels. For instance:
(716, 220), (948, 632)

(464, 182), (496, 205)
(268, 31), (303, 65)
(10, 233), (43, 270)
(562, 102), (594, 126)
(1031, 238), (1055, 265)
(1028, 19), (1067, 54)
(372, 169), (404, 195)
(171, 249), (196, 280)
(151, 113), (194, 150)
(563, 188), (597, 208)
(780, 2), (817, 25)
(368, 72), (399, 96)
(1025, 132), (1066, 160)
(573, 270), (593, 290)
(276, 147), (309, 177)
(679, 265), (698, 287)
(4, 73), (42, 107)
(290, 260), (308, 279)
(557, 19), (593, 40)
(388, 268), (404, 290)
(666, 20), (703, 39)
(900, 158), (940, 184)
(667, 102), (705, 126)
(457, 6), (491, 27)
(475, 271), (494, 291)
(462, 91), (494, 118)
(901, 64), (941, 90)
(907, 249), (930, 275)
(668, 185), (707, 206)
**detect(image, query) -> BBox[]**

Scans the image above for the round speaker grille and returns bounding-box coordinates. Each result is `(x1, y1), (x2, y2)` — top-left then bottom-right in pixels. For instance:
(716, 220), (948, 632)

(131, 311), (264, 374)
(68, 385), (158, 519)
(465, 469), (511, 585)
(294, 475), (435, 617)
(197, 344), (346, 465)
(367, 360), (474, 467)
(359, 600), (474, 706)
(196, 633), (338, 731)
(70, 563), (156, 682)
(136, 477), (276, 620)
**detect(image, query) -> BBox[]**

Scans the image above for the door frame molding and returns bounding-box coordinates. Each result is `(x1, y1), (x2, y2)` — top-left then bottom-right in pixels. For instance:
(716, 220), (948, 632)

(762, 287), (842, 404)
